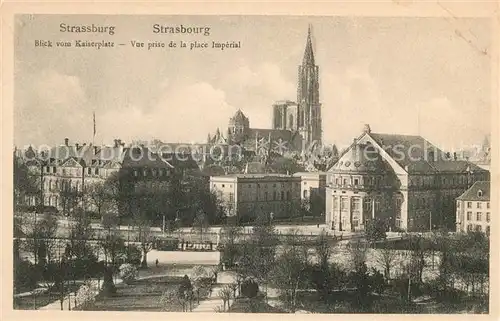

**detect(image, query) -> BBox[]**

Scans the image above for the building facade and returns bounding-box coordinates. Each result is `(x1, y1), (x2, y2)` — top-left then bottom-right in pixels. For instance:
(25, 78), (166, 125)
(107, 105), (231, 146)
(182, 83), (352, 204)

(293, 171), (327, 216)
(325, 125), (490, 232)
(456, 181), (491, 234)
(210, 174), (301, 222)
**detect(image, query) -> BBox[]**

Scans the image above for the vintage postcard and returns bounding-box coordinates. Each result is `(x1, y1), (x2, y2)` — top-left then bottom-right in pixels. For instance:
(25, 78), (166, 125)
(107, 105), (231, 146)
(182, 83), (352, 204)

(2, 1), (498, 319)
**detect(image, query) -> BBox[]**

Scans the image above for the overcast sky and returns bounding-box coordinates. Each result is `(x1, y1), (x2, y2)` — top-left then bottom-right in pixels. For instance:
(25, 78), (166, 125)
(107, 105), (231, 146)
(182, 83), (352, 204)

(14, 14), (492, 151)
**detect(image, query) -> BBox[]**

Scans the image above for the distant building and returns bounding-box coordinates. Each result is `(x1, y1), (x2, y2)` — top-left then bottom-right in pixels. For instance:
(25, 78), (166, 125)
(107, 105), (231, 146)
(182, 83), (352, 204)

(207, 25), (322, 155)
(210, 174), (301, 222)
(325, 125), (490, 232)
(456, 181), (491, 235)
(293, 172), (327, 216)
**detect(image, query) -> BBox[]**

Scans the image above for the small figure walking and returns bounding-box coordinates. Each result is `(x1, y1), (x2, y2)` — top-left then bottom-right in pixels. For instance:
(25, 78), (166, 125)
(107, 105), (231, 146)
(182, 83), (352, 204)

(155, 259), (159, 267)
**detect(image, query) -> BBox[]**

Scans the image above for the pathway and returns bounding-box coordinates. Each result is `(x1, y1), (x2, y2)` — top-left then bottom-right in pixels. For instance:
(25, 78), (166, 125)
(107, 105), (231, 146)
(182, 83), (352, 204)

(192, 271), (238, 313)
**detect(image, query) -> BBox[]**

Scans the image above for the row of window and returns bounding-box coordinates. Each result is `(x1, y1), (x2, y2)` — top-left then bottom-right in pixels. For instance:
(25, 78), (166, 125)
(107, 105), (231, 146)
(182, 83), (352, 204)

(133, 168), (171, 177)
(331, 176), (382, 187)
(216, 182), (299, 189)
(467, 224), (490, 234)
(44, 179), (81, 192)
(44, 166), (102, 176)
(332, 196), (382, 212)
(466, 211), (490, 222)
(461, 201), (490, 209)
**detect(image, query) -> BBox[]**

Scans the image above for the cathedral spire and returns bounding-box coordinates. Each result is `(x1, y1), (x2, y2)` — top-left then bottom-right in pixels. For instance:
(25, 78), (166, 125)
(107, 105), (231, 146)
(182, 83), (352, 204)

(302, 24), (315, 66)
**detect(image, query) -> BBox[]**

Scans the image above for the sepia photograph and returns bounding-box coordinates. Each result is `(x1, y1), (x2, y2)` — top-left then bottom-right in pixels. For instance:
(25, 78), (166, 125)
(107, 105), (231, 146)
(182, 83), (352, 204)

(7, 7), (496, 315)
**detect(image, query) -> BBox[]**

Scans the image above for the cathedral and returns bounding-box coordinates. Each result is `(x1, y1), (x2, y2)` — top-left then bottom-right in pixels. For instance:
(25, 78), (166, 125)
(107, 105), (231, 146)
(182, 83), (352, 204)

(208, 26), (322, 157)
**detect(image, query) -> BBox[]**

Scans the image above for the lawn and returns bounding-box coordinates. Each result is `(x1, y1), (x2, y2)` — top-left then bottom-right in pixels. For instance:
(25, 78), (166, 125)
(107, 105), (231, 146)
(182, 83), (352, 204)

(13, 283), (82, 310)
(82, 276), (189, 312)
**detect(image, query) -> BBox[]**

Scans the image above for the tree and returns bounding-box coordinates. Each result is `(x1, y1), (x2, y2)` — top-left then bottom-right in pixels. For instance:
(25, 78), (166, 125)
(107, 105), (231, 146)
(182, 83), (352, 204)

(241, 278), (259, 298)
(218, 284), (233, 312)
(67, 210), (94, 261)
(192, 212), (210, 241)
(85, 182), (114, 219)
(270, 242), (311, 312)
(59, 179), (82, 217)
(365, 218), (387, 245)
(311, 231), (333, 303)
(191, 265), (210, 303)
(376, 241), (398, 280)
(135, 219), (155, 268)
(22, 213), (59, 267)
(13, 156), (40, 207)
(219, 223), (242, 268)
(178, 275), (194, 312)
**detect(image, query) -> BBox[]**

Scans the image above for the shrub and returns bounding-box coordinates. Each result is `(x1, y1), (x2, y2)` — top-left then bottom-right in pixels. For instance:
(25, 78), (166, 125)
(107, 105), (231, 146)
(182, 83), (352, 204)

(119, 263), (138, 284)
(241, 278), (259, 298)
(14, 260), (37, 291)
(75, 281), (97, 308)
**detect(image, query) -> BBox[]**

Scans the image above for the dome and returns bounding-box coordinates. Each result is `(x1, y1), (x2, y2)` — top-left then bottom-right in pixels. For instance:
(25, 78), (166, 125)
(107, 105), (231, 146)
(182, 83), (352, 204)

(330, 141), (386, 173)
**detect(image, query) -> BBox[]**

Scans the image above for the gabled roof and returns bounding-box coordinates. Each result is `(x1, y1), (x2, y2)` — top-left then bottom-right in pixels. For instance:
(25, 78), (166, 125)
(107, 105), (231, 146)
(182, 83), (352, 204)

(457, 181), (490, 201)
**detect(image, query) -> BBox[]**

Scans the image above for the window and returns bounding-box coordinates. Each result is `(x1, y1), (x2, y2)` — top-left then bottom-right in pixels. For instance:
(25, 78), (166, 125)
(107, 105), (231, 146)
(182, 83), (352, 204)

(486, 226), (490, 235)
(354, 178), (359, 186)
(486, 212), (490, 222)
(48, 180), (52, 191)
(477, 202), (482, 209)
(478, 190), (483, 197)
(343, 178), (347, 185)
(352, 198), (360, 211)
(222, 184), (225, 188)
(467, 224), (473, 232)
(467, 211), (472, 220)
(159, 169), (164, 176)
(229, 193), (234, 203)
(475, 225), (482, 232)
(467, 202), (472, 208)
(487, 202), (490, 209)
(52, 167), (56, 173)
(273, 191), (277, 200)
(341, 197), (348, 211)
(281, 191), (285, 200)
(46, 166), (50, 173)
(333, 196), (338, 210)
(303, 190), (308, 198)
(264, 191), (268, 201)
(304, 182), (307, 185)
(335, 178), (339, 185)
(134, 170), (138, 177)
(63, 169), (67, 176)
(88, 167), (92, 175)
(476, 212), (482, 221)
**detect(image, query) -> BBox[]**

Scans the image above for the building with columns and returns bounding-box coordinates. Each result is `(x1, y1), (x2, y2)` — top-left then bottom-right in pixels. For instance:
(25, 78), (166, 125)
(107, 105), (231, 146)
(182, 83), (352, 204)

(325, 125), (490, 232)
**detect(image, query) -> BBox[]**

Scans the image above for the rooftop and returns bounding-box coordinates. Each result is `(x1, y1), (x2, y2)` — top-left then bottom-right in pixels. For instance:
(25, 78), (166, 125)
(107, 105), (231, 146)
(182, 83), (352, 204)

(457, 181), (491, 201)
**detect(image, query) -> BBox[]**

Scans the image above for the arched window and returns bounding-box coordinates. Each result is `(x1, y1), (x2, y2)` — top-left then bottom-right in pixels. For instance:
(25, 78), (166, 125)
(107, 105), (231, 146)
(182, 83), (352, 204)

(303, 190), (308, 198)
(288, 114), (294, 129)
(478, 190), (483, 197)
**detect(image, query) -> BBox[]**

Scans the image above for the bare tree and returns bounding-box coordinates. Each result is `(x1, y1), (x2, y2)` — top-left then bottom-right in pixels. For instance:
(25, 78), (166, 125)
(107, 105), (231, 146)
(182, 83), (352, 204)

(218, 284), (233, 311)
(376, 241), (398, 280)
(135, 219), (155, 268)
(192, 212), (210, 241)
(85, 182), (113, 218)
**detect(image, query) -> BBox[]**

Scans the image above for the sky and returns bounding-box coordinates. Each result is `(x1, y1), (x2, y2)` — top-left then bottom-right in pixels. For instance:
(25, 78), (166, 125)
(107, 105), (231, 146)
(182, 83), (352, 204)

(14, 14), (492, 152)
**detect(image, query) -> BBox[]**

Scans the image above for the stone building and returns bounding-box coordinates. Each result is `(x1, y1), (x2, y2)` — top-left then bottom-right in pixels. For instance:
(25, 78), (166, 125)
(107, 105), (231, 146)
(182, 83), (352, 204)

(456, 181), (491, 234)
(325, 125), (490, 232)
(207, 25), (323, 156)
(210, 174), (301, 222)
(293, 171), (327, 216)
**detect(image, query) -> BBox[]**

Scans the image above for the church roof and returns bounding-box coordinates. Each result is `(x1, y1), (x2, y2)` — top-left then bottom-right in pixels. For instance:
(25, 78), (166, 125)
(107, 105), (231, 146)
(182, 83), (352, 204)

(303, 25), (315, 66)
(231, 109), (248, 122)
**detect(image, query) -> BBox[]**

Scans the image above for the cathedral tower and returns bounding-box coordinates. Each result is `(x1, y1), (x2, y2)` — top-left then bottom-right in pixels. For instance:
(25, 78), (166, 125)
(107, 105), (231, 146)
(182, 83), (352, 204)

(297, 25), (322, 148)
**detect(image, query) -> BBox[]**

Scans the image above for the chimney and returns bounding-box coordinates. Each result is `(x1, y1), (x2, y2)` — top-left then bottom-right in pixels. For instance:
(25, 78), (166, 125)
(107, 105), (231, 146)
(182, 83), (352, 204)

(114, 139), (119, 148)
(352, 138), (358, 160)
(453, 152), (457, 161)
(64, 138), (69, 146)
(94, 146), (99, 155)
(363, 124), (371, 134)
(75, 143), (80, 150)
